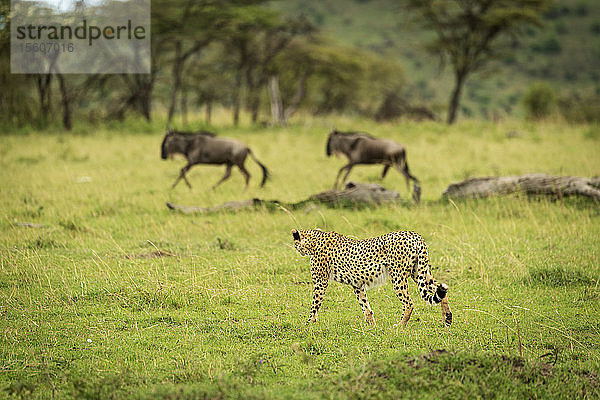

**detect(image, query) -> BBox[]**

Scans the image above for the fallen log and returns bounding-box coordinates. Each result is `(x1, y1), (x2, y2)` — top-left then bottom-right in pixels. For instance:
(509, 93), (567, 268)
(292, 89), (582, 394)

(14, 221), (47, 228)
(443, 174), (600, 201)
(166, 182), (406, 214)
(167, 199), (261, 214)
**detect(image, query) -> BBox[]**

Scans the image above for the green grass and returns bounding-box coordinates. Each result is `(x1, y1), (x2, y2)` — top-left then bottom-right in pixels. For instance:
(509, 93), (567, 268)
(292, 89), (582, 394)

(1, 116), (600, 398)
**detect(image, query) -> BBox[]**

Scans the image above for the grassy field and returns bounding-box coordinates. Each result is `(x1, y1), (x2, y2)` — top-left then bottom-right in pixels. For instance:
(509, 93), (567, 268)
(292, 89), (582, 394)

(1, 117), (599, 398)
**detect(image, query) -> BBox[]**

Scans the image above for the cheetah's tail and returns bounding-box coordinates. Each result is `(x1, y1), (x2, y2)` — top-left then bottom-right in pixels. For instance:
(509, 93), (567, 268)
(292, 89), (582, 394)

(430, 283), (448, 304)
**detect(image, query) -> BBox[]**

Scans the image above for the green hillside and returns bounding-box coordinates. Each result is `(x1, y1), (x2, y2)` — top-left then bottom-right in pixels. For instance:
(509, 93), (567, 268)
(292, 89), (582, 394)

(270, 0), (600, 119)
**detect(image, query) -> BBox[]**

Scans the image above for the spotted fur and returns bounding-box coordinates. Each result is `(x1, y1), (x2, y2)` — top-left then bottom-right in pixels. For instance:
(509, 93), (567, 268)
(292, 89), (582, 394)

(292, 229), (452, 326)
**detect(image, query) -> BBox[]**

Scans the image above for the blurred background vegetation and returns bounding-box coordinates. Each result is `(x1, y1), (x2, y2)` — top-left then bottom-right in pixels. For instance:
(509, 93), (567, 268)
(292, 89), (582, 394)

(1, 0), (599, 131)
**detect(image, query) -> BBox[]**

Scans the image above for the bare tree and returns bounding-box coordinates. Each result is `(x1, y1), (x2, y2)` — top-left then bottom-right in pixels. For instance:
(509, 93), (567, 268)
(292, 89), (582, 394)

(156, 0), (233, 124)
(225, 8), (313, 124)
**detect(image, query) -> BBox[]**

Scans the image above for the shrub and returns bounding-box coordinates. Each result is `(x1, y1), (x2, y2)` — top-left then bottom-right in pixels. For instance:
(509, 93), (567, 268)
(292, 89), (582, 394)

(583, 125), (600, 140)
(555, 22), (567, 35)
(522, 81), (557, 120)
(531, 36), (562, 54)
(575, 3), (588, 17)
(558, 94), (600, 123)
(375, 92), (405, 121)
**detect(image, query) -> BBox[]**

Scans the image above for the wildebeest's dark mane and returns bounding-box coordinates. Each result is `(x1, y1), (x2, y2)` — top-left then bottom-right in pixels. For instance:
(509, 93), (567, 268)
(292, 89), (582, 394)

(327, 130), (375, 156)
(333, 130), (375, 139)
(162, 129), (216, 160)
(171, 129), (217, 137)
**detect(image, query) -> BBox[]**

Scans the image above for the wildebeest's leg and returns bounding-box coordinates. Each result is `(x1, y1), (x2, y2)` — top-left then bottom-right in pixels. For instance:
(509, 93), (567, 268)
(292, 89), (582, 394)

(381, 164), (391, 179)
(172, 164), (193, 189)
(333, 163), (351, 188)
(340, 163), (357, 186)
(353, 286), (374, 324)
(181, 170), (193, 188)
(212, 164), (233, 189)
(237, 162), (251, 189)
(333, 162), (355, 189)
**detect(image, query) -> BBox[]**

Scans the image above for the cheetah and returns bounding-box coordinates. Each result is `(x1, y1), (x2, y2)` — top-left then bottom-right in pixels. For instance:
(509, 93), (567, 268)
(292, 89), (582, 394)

(291, 229), (452, 327)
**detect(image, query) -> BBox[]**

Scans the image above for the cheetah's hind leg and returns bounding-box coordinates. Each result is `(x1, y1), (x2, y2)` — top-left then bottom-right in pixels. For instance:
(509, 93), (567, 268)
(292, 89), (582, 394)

(353, 287), (375, 324)
(390, 268), (414, 327)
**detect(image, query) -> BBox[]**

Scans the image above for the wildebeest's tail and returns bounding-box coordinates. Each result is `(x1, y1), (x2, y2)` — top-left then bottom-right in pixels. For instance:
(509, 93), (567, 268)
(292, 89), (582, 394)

(326, 133), (333, 156)
(248, 150), (270, 187)
(160, 134), (169, 160)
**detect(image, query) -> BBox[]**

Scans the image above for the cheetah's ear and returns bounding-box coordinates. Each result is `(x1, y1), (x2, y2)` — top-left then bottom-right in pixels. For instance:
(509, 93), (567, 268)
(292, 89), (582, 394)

(292, 229), (300, 241)
(315, 228), (322, 232)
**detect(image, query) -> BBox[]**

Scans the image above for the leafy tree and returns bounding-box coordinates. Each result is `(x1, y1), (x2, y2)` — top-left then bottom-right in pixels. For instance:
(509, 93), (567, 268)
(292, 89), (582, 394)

(155, 0), (250, 124)
(299, 43), (365, 114)
(0, 3), (31, 127)
(223, 5), (313, 124)
(0, 1), (53, 127)
(270, 38), (406, 120)
(267, 39), (320, 125)
(406, 0), (551, 124)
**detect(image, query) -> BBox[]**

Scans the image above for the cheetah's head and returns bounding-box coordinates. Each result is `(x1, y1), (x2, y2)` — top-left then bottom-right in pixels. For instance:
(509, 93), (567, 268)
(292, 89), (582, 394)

(291, 229), (320, 256)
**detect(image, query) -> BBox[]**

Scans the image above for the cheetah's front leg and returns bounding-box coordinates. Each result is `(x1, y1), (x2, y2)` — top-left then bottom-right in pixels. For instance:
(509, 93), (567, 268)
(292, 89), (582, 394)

(308, 262), (330, 323)
(308, 280), (329, 323)
(353, 287), (375, 324)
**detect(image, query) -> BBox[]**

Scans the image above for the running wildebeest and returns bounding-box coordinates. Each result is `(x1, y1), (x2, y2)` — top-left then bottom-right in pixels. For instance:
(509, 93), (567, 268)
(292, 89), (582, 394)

(161, 128), (269, 189)
(326, 130), (421, 203)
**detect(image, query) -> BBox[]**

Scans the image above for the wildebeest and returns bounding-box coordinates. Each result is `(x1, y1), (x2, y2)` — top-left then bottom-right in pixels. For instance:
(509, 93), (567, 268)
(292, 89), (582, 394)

(161, 128), (269, 189)
(326, 130), (420, 202)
